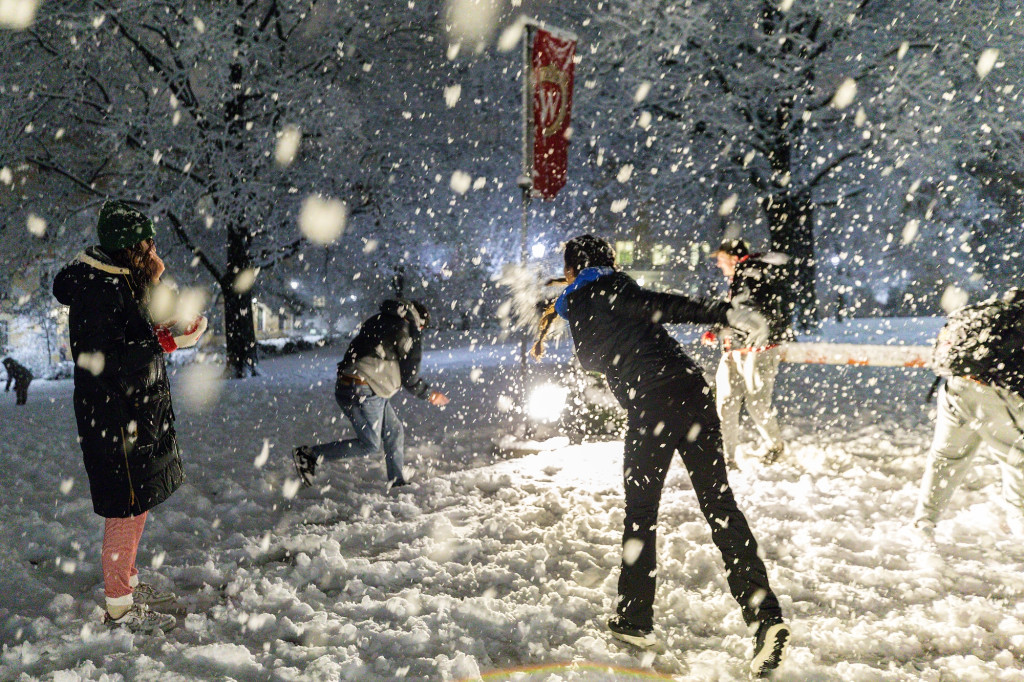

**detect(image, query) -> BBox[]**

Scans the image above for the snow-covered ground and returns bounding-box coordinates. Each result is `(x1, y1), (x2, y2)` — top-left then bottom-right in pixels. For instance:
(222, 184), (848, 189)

(2, 318), (1023, 681)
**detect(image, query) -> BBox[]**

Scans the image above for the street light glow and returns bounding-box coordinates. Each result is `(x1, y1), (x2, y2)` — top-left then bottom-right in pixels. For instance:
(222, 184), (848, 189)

(525, 383), (569, 423)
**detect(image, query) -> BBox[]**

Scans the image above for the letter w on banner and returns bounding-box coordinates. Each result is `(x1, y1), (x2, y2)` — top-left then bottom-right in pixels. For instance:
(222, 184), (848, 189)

(523, 23), (577, 200)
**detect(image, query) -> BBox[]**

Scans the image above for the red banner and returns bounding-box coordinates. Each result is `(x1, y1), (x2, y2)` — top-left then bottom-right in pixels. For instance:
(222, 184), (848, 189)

(528, 27), (576, 200)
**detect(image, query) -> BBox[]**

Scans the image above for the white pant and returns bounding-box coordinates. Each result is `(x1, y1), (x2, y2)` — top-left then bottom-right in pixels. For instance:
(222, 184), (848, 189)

(715, 347), (784, 458)
(916, 377), (1024, 524)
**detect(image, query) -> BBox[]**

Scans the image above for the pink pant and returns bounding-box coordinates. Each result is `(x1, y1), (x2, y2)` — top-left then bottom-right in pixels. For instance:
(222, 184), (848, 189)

(102, 512), (148, 602)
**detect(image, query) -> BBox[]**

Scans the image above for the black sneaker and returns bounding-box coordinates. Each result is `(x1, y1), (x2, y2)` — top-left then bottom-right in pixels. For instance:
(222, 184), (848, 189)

(607, 615), (657, 649)
(292, 446), (317, 487)
(751, 617), (790, 677)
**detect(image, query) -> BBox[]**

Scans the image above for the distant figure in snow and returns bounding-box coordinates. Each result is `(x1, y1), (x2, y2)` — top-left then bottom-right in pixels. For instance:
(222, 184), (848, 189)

(3, 357), (33, 405)
(292, 299), (449, 489)
(701, 239), (793, 466)
(915, 288), (1024, 537)
(534, 234), (790, 677)
(53, 200), (208, 633)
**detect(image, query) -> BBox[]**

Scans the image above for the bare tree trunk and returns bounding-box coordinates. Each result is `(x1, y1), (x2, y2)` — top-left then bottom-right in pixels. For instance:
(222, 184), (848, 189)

(222, 285), (258, 378)
(766, 191), (819, 331)
(222, 224), (259, 378)
(220, 3), (259, 378)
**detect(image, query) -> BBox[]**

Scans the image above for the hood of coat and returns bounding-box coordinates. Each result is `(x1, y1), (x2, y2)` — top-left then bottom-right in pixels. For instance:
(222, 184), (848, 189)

(380, 299), (425, 328)
(53, 246), (130, 306)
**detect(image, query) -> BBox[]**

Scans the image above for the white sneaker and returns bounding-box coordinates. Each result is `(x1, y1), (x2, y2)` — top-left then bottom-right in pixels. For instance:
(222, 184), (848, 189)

(913, 517), (937, 542)
(103, 603), (176, 633)
(751, 618), (790, 677)
(134, 582), (176, 606)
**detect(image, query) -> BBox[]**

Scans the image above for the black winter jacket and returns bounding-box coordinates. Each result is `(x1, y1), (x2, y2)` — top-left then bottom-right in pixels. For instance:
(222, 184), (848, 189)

(989, 293), (1024, 397)
(727, 256), (792, 348)
(3, 358), (32, 389)
(53, 247), (183, 518)
(338, 300), (431, 400)
(563, 271), (730, 410)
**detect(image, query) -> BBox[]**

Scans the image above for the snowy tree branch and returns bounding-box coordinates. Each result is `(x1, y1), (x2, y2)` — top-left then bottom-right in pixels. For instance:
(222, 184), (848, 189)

(165, 210), (224, 283)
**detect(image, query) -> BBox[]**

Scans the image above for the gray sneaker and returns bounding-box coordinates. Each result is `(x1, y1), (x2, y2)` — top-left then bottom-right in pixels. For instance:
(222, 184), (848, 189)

(134, 582), (176, 607)
(103, 603), (176, 633)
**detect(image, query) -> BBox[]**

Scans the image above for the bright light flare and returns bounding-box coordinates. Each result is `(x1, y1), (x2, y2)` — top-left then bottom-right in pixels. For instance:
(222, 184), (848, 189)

(525, 383), (569, 423)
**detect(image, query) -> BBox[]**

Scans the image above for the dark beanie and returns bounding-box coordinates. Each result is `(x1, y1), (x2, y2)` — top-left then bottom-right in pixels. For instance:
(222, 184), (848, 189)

(97, 200), (155, 251)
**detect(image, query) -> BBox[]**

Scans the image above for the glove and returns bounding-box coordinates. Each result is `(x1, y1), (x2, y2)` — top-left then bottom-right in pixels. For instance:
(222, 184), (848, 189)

(155, 316), (208, 353)
(700, 330), (718, 347)
(725, 302), (769, 349)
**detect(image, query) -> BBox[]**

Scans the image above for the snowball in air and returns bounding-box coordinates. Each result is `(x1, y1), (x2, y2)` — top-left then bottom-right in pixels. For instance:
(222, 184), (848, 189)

(901, 219), (919, 245)
(976, 49), (999, 79)
(497, 20), (524, 53)
(282, 478), (302, 499)
(26, 214), (46, 237)
(274, 125), (302, 167)
(623, 538), (644, 566)
(450, 171), (472, 195)
(444, 84), (462, 108)
(718, 194), (739, 216)
(253, 439), (270, 468)
(0, 0), (40, 30)
(831, 78), (858, 109)
(233, 268), (258, 294)
(444, 0), (501, 45)
(634, 81), (651, 103)
(299, 195), (348, 245)
(941, 286), (969, 313)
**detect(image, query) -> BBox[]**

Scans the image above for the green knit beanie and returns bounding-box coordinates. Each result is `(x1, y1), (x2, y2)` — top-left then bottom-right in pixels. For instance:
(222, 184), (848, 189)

(97, 200), (155, 251)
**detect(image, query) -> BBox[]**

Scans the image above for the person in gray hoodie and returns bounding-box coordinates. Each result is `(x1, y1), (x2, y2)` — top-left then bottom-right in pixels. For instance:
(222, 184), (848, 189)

(292, 299), (448, 488)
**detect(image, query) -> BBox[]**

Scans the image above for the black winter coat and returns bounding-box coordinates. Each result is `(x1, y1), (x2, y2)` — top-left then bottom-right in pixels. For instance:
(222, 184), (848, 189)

(53, 248), (183, 518)
(989, 295), (1024, 397)
(3, 358), (32, 388)
(338, 300), (431, 399)
(728, 256), (793, 348)
(563, 271), (730, 410)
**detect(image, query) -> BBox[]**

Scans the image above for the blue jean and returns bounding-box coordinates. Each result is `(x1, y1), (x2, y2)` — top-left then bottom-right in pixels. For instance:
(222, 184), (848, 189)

(307, 384), (406, 484)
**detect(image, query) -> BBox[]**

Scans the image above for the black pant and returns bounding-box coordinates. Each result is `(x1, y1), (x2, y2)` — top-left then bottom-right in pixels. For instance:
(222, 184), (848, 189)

(616, 379), (782, 630)
(14, 380), (29, 405)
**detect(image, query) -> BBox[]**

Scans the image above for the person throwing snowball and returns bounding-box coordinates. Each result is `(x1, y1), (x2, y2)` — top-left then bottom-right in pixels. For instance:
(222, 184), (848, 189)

(293, 299), (448, 489)
(535, 234), (790, 677)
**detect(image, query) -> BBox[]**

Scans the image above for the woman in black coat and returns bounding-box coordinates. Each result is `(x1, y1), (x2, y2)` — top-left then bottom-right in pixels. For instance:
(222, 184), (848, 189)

(53, 200), (206, 633)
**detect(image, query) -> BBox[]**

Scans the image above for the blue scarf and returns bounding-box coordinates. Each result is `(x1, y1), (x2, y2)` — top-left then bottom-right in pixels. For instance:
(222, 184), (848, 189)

(555, 266), (616, 319)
